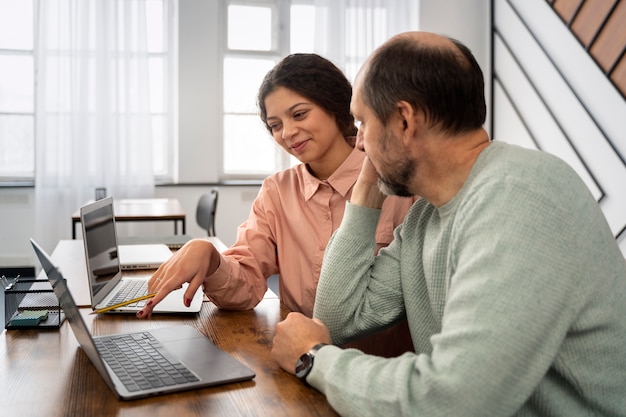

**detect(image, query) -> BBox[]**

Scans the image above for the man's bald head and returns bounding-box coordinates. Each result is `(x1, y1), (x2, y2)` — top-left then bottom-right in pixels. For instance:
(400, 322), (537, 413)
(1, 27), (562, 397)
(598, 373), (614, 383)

(355, 31), (486, 135)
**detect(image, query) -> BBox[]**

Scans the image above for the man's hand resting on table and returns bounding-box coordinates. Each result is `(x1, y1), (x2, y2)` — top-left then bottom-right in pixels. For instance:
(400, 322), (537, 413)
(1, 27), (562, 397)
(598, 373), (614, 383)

(271, 312), (332, 375)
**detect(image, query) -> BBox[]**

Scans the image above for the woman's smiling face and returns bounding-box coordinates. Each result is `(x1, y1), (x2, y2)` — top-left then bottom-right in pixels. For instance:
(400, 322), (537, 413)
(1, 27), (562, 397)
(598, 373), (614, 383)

(264, 86), (345, 165)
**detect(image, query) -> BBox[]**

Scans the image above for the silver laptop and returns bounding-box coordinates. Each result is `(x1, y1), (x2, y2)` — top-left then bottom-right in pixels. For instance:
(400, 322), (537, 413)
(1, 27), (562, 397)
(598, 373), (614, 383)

(118, 243), (173, 270)
(79, 197), (203, 313)
(119, 234), (193, 250)
(30, 238), (255, 400)
(80, 197), (173, 271)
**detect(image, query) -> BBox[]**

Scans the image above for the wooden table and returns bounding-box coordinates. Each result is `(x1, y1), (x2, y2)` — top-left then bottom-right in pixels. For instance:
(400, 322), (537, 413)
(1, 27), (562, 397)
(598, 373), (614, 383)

(0, 240), (338, 417)
(72, 198), (187, 239)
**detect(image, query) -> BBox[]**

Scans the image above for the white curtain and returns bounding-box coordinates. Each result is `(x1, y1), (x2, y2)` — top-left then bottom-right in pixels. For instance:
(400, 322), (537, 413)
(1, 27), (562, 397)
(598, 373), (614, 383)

(35, 0), (156, 250)
(314, 0), (420, 82)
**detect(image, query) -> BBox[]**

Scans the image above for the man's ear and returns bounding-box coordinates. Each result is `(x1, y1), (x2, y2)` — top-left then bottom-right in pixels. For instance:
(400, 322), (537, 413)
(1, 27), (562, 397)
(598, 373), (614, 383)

(396, 101), (418, 147)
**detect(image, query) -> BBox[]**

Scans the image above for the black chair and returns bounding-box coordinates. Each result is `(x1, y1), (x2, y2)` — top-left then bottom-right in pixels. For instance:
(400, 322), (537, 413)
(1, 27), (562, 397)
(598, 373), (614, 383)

(196, 188), (219, 236)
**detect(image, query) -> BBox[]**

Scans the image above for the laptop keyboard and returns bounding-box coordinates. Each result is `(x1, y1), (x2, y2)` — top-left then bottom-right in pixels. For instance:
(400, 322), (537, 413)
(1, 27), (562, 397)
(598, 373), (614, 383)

(106, 279), (148, 307)
(95, 332), (200, 392)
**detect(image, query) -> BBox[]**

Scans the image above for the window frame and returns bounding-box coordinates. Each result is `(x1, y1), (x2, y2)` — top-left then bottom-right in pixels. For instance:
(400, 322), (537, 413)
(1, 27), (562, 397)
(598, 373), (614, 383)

(219, 0), (311, 180)
(0, 0), (35, 183)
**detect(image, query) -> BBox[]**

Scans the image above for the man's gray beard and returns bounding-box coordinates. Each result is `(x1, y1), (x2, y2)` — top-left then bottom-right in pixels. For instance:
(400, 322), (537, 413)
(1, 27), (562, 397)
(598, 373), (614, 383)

(377, 159), (415, 197)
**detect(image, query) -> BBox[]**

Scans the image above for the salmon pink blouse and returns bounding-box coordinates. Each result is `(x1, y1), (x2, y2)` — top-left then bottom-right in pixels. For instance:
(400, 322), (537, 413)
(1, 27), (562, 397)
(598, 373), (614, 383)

(203, 147), (415, 317)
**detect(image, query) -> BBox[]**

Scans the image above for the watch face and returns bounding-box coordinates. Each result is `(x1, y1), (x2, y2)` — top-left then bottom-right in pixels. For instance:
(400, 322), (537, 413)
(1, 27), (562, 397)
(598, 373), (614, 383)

(295, 353), (313, 379)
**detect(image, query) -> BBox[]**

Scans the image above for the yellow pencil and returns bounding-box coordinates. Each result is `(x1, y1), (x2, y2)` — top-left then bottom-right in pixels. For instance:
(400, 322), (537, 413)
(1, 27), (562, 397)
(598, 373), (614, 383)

(90, 293), (157, 314)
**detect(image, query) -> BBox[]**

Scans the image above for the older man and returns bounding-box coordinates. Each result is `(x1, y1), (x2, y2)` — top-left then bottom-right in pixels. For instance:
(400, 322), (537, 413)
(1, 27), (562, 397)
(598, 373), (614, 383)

(271, 31), (626, 417)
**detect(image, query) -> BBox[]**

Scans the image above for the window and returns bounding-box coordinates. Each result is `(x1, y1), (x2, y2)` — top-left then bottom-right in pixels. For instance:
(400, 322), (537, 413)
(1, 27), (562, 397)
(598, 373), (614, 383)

(222, 0), (314, 178)
(0, 0), (34, 181)
(0, 0), (176, 183)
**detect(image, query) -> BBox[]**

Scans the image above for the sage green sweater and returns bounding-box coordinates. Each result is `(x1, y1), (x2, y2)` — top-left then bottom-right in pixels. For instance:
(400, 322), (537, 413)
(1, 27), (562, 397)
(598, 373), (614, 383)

(312, 142), (626, 417)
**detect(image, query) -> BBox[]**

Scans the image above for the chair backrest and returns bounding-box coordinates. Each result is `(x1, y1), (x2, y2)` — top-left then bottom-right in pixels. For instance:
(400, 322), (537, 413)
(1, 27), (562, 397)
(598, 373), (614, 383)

(196, 188), (219, 236)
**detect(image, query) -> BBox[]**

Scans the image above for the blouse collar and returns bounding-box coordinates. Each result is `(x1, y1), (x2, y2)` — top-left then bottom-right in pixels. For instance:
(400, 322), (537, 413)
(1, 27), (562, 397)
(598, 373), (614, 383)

(301, 146), (364, 201)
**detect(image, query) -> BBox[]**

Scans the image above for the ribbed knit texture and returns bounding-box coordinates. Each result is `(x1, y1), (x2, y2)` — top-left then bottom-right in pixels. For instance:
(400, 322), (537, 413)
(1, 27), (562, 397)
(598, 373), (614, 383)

(312, 142), (626, 417)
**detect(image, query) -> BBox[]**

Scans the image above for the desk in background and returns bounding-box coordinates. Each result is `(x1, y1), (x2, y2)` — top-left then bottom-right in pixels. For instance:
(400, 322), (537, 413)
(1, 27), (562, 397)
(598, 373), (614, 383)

(0, 240), (338, 417)
(71, 198), (187, 239)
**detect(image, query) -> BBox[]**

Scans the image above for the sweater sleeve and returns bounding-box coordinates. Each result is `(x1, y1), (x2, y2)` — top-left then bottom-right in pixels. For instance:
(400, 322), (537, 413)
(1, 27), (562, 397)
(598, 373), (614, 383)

(314, 202), (407, 343)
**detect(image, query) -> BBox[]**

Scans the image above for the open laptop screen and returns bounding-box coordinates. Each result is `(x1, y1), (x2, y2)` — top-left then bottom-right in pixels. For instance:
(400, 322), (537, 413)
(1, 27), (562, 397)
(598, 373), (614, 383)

(82, 197), (122, 301)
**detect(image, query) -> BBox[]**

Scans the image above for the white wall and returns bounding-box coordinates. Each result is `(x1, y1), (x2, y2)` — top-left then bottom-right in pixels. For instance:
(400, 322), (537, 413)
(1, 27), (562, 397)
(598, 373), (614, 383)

(0, 0), (490, 267)
(178, 0), (221, 184)
(154, 185), (260, 246)
(0, 189), (36, 267)
(419, 0), (492, 133)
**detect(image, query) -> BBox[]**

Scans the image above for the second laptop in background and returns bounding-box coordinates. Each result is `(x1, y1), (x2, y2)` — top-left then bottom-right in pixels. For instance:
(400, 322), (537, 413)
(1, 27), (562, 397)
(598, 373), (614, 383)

(80, 197), (173, 270)
(79, 197), (203, 313)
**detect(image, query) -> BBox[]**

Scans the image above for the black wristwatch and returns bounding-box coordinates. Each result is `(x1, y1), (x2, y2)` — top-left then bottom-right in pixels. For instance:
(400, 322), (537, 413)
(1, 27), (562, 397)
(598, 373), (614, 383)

(295, 343), (327, 382)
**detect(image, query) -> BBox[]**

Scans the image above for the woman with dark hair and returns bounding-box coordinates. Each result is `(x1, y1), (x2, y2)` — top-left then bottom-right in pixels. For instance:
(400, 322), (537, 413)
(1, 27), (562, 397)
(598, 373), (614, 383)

(138, 54), (414, 354)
